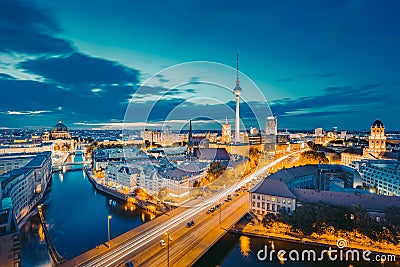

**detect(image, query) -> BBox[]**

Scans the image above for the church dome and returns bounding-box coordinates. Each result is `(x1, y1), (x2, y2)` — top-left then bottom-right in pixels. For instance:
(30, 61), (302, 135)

(52, 120), (68, 132)
(372, 119), (384, 128)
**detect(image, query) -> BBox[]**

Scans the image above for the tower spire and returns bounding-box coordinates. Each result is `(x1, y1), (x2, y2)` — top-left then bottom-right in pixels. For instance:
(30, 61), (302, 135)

(188, 120), (193, 159)
(236, 51), (240, 86)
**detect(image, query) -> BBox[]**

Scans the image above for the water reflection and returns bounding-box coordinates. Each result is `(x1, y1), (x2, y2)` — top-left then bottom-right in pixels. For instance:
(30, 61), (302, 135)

(239, 236), (251, 257)
(38, 224), (45, 242)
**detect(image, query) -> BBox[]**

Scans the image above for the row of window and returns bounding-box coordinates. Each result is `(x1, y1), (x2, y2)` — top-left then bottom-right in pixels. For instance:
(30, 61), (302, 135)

(252, 194), (292, 204)
(252, 201), (291, 213)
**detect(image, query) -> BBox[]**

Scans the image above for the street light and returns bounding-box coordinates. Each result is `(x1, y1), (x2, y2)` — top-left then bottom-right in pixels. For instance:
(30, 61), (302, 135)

(165, 232), (171, 267)
(219, 200), (222, 228)
(107, 215), (112, 248)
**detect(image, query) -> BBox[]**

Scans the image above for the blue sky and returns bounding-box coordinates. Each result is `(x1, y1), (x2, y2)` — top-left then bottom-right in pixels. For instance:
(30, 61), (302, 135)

(0, 0), (399, 131)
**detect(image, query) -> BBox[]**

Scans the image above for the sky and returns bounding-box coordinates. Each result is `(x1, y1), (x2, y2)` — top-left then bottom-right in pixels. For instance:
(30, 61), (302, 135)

(0, 0), (399, 131)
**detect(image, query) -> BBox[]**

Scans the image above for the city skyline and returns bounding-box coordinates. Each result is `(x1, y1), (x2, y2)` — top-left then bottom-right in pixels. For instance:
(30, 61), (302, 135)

(1, 0), (400, 130)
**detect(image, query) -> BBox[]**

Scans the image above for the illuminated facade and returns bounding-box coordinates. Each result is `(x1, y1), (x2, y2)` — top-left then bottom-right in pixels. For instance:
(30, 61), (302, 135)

(368, 118), (386, 154)
(221, 118), (231, 144)
(351, 159), (400, 196)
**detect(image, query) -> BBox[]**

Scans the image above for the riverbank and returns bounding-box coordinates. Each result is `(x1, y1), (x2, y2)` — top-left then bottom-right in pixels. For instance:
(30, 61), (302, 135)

(230, 216), (400, 257)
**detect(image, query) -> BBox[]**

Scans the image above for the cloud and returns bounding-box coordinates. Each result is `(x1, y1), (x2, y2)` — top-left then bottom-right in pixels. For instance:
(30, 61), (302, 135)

(18, 52), (139, 89)
(270, 84), (397, 118)
(5, 110), (51, 115)
(0, 0), (74, 55)
(0, 73), (16, 80)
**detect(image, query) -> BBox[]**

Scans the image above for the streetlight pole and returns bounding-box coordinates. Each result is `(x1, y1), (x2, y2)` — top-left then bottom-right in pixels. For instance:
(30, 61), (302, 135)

(107, 215), (112, 248)
(219, 200), (222, 228)
(165, 232), (170, 267)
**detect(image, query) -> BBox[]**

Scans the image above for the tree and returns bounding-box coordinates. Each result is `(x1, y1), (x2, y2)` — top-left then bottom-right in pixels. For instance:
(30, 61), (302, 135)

(158, 187), (169, 202)
(299, 151), (328, 165)
(385, 206), (400, 228)
(262, 213), (277, 227)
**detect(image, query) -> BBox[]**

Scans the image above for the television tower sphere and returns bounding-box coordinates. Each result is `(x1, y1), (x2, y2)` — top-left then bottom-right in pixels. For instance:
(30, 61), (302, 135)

(234, 83), (242, 96)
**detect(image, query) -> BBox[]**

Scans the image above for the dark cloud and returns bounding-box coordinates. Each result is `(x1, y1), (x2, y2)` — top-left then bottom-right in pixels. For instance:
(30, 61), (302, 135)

(154, 74), (169, 83)
(270, 84), (397, 118)
(0, 0), (74, 54)
(19, 52), (139, 89)
(0, 78), (134, 127)
(0, 73), (16, 80)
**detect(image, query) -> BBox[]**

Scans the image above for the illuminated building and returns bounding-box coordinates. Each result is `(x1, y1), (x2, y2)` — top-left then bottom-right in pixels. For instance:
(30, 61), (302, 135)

(368, 118), (386, 154)
(221, 117), (231, 144)
(265, 116), (277, 136)
(0, 152), (51, 222)
(351, 159), (400, 196)
(51, 119), (71, 140)
(0, 201), (20, 267)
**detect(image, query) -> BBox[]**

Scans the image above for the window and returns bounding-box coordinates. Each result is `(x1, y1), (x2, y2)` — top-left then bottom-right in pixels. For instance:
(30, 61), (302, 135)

(257, 202), (260, 208)
(272, 204), (275, 211)
(267, 196), (270, 201)
(271, 197), (276, 202)
(277, 198), (281, 203)
(282, 199), (286, 204)
(287, 200), (291, 204)
(267, 203), (270, 210)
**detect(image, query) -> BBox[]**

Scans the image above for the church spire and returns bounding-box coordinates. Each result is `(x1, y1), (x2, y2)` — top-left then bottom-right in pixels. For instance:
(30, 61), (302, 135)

(187, 120), (193, 159)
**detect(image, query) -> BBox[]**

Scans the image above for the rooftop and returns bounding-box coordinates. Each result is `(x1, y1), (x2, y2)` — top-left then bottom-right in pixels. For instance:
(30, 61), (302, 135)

(250, 178), (296, 199)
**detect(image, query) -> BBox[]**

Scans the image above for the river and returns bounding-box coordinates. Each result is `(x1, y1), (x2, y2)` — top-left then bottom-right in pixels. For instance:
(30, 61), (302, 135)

(20, 154), (154, 267)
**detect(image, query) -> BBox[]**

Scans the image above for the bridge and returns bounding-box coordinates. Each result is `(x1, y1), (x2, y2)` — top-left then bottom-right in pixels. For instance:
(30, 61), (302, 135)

(60, 151), (301, 267)
(38, 205), (66, 266)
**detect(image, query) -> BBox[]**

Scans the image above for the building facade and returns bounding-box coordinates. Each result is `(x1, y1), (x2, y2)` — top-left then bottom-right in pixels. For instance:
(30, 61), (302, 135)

(351, 159), (400, 196)
(368, 118), (386, 154)
(221, 118), (232, 144)
(0, 152), (52, 223)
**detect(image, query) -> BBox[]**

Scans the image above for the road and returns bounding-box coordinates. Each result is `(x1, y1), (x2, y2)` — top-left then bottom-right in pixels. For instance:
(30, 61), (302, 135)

(62, 150), (302, 267)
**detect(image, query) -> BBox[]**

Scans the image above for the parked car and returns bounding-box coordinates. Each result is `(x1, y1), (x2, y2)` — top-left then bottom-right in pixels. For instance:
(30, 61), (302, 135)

(160, 240), (166, 247)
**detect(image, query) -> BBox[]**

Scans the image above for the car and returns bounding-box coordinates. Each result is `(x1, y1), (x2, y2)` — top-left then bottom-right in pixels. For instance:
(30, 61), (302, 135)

(125, 260), (134, 267)
(234, 193), (239, 197)
(187, 220), (195, 227)
(160, 240), (166, 247)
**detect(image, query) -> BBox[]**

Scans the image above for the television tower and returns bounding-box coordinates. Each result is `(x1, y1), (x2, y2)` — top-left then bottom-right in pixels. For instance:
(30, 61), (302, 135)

(234, 52), (242, 143)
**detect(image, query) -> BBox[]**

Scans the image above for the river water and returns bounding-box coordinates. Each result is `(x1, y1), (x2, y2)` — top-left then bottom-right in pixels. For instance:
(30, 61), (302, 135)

(20, 154), (154, 267)
(19, 154), (399, 267)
